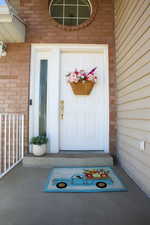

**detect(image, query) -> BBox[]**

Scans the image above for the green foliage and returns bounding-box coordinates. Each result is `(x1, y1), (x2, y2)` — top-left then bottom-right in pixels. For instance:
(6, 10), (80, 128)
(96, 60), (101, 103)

(30, 136), (48, 145)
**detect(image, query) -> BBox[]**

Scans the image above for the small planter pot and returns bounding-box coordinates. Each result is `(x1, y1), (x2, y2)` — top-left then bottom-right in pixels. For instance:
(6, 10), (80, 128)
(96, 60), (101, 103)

(32, 144), (47, 156)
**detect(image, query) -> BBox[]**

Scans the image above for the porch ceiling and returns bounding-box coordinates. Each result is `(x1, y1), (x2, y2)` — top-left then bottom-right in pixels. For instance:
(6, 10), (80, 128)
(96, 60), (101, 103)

(0, 0), (25, 42)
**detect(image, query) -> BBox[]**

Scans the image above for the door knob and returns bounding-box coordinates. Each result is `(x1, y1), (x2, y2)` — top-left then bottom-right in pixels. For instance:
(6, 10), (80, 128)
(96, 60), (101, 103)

(60, 100), (64, 120)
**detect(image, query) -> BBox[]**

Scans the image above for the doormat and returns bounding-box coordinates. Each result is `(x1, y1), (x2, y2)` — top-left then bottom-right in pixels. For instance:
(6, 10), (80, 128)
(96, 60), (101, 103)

(44, 167), (127, 193)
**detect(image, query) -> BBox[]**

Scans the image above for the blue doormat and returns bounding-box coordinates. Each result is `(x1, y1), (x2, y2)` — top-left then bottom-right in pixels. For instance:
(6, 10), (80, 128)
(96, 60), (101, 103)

(44, 167), (127, 193)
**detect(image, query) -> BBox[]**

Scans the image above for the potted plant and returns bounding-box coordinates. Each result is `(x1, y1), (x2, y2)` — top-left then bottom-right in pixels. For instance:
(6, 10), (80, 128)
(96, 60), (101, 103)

(66, 67), (98, 95)
(30, 136), (48, 156)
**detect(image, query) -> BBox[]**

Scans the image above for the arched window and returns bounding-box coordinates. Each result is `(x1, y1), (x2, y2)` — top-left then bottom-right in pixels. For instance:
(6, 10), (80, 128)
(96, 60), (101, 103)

(50, 0), (92, 26)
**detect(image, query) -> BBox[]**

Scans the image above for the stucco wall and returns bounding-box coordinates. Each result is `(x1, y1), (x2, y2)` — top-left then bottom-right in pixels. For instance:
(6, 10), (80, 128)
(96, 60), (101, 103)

(115, 0), (150, 196)
(0, 0), (116, 153)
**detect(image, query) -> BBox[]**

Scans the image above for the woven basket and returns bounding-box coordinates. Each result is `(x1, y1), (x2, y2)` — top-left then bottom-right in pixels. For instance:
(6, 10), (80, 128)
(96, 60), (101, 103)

(70, 80), (94, 95)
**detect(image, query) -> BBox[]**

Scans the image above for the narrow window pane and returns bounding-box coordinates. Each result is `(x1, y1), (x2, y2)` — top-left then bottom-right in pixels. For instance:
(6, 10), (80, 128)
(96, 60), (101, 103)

(78, 6), (90, 17)
(64, 18), (77, 26)
(39, 60), (48, 136)
(51, 5), (63, 17)
(65, 6), (77, 18)
(78, 0), (89, 5)
(53, 0), (63, 4)
(65, 0), (77, 4)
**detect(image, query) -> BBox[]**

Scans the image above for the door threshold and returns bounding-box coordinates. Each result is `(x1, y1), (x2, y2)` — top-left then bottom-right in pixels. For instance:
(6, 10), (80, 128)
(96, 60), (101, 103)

(59, 150), (105, 154)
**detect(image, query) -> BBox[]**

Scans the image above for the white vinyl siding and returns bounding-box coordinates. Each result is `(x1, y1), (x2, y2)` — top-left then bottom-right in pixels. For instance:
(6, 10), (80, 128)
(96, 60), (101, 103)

(115, 0), (150, 197)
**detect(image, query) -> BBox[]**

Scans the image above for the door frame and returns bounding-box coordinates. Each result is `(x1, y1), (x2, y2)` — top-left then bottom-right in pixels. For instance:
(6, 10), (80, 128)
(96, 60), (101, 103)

(29, 44), (109, 153)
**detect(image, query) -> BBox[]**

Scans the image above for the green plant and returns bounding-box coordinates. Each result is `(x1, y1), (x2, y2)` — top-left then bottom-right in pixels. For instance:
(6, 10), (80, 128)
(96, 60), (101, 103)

(30, 136), (48, 145)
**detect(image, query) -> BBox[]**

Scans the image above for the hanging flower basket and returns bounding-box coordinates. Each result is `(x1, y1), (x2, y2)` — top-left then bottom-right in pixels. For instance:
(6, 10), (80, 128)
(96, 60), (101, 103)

(66, 67), (98, 96)
(70, 80), (95, 95)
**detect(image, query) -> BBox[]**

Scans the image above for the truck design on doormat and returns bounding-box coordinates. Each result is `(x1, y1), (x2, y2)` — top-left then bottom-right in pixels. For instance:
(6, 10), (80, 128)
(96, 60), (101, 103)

(52, 169), (113, 189)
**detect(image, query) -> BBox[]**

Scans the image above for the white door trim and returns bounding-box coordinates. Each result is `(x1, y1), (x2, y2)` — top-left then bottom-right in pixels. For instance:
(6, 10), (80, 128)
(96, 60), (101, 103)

(29, 44), (109, 153)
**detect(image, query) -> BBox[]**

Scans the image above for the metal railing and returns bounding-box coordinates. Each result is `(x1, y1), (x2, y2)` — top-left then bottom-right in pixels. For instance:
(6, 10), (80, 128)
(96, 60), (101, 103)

(0, 114), (24, 178)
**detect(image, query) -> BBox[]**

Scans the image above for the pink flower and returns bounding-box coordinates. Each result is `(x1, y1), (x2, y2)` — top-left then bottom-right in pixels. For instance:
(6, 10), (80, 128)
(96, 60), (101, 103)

(66, 68), (98, 83)
(67, 72), (80, 83)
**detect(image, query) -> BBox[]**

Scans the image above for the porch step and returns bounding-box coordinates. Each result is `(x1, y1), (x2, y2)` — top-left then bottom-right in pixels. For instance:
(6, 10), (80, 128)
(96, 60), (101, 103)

(23, 153), (113, 168)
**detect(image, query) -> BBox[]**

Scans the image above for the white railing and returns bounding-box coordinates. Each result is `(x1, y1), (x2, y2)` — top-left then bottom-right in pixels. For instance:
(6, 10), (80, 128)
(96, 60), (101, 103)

(0, 114), (24, 178)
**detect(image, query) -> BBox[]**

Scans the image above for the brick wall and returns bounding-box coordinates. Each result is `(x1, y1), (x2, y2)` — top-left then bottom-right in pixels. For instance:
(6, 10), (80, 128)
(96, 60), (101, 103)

(0, 44), (30, 153)
(0, 0), (116, 154)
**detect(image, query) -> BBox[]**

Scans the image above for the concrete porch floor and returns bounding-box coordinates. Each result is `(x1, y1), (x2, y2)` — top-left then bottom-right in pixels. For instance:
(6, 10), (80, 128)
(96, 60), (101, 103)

(0, 165), (149, 225)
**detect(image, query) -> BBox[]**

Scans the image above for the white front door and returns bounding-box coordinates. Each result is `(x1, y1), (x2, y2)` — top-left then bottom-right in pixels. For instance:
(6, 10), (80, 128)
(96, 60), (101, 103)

(30, 44), (109, 153)
(60, 52), (105, 151)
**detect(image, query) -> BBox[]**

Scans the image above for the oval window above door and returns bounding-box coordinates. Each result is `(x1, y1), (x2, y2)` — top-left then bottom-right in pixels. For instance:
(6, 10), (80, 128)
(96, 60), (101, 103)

(49, 0), (96, 30)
